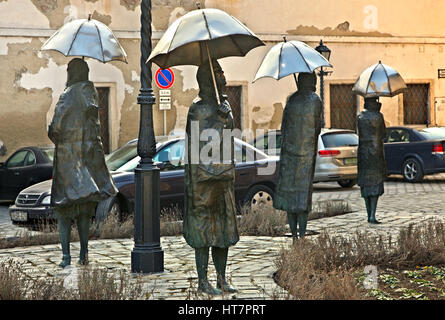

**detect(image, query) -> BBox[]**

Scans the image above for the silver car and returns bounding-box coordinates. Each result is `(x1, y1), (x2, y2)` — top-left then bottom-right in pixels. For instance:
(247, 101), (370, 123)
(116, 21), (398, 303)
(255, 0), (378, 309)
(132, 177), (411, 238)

(251, 128), (358, 188)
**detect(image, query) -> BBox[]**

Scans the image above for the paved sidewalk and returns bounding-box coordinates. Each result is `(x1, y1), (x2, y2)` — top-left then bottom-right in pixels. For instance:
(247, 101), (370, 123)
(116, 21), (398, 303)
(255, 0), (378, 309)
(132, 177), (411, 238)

(1, 187), (445, 300)
(1, 175), (445, 300)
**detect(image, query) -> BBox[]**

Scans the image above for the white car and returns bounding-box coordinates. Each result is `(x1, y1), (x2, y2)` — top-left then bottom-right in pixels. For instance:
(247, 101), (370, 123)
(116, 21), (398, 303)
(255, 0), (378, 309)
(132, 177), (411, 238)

(251, 128), (358, 188)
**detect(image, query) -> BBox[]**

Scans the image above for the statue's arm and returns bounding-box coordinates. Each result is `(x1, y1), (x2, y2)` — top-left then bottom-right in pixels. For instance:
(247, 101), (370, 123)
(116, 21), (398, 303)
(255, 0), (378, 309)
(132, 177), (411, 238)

(81, 83), (99, 110)
(48, 98), (68, 143)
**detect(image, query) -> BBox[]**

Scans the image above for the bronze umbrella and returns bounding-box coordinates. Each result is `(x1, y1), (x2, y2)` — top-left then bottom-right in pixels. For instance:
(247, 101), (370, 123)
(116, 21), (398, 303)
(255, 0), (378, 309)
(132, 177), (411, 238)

(41, 15), (127, 63)
(147, 6), (264, 104)
(353, 61), (407, 98)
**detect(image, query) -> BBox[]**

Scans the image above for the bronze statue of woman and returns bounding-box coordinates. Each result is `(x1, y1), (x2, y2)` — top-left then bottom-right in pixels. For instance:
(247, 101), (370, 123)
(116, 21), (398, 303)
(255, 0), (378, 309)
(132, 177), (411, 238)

(357, 97), (387, 224)
(273, 72), (322, 240)
(184, 59), (238, 295)
(48, 58), (118, 267)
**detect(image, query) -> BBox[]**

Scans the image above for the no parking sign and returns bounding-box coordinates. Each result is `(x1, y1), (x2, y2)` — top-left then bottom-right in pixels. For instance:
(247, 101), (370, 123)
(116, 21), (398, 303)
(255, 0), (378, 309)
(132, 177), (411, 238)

(155, 68), (175, 89)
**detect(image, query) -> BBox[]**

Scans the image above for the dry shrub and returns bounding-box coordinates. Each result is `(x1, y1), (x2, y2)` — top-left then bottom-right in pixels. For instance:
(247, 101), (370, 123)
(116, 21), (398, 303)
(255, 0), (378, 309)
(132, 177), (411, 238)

(0, 259), (145, 300)
(160, 205), (183, 236)
(275, 238), (363, 300)
(93, 213), (133, 239)
(238, 205), (288, 236)
(0, 259), (73, 300)
(309, 199), (352, 220)
(0, 260), (26, 299)
(76, 267), (144, 300)
(275, 219), (445, 299)
(0, 222), (65, 249)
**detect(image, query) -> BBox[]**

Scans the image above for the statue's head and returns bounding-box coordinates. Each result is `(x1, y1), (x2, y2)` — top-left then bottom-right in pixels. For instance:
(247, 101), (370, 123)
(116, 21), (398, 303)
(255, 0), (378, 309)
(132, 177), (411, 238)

(66, 58), (89, 87)
(298, 72), (317, 92)
(364, 97), (382, 112)
(196, 59), (226, 101)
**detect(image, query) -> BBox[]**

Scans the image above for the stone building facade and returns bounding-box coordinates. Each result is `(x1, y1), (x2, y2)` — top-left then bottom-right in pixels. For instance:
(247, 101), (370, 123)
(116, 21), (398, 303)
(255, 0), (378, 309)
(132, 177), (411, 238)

(1, 0), (445, 161)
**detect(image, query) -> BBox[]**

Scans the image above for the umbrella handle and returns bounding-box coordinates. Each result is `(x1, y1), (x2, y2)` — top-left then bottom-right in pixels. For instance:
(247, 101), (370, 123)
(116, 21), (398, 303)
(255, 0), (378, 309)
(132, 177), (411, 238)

(204, 42), (221, 105)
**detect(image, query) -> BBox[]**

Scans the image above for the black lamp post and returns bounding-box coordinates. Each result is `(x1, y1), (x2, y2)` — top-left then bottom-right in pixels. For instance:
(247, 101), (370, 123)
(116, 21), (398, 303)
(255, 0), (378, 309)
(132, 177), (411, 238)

(131, 0), (164, 274)
(315, 39), (331, 128)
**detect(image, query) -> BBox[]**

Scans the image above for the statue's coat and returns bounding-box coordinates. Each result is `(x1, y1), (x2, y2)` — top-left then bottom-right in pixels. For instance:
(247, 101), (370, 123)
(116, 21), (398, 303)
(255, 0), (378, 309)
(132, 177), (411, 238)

(357, 103), (387, 196)
(273, 88), (322, 213)
(183, 99), (239, 249)
(48, 80), (117, 212)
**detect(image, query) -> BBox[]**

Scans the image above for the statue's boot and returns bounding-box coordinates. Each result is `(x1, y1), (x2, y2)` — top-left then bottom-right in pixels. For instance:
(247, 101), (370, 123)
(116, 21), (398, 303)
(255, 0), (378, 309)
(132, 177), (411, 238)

(287, 212), (298, 243)
(57, 216), (72, 268)
(77, 214), (91, 265)
(369, 196), (380, 224)
(195, 248), (221, 295)
(364, 197), (371, 222)
(213, 247), (237, 293)
(297, 212), (308, 238)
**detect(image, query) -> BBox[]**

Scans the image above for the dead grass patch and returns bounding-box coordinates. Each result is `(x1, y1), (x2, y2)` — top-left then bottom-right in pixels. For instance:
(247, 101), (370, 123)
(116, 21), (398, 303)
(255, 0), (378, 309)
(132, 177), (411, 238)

(275, 219), (445, 299)
(0, 259), (145, 300)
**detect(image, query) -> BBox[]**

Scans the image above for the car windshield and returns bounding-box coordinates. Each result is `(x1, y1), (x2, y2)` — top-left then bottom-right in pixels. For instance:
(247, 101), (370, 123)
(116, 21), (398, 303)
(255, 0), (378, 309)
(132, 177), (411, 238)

(322, 132), (358, 148)
(105, 142), (138, 171)
(254, 132), (282, 154)
(115, 141), (173, 172)
(115, 138), (269, 172)
(42, 148), (54, 161)
(417, 128), (445, 140)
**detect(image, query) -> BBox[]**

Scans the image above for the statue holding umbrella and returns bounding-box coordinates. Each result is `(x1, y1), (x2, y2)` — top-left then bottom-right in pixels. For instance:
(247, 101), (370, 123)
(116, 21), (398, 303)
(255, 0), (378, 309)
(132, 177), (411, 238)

(353, 61), (407, 224)
(148, 5), (264, 294)
(41, 16), (126, 267)
(253, 38), (331, 240)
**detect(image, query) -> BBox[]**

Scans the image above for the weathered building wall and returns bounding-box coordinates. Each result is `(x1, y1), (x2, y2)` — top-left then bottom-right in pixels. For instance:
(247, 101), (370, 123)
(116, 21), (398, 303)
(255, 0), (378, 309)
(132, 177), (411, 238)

(1, 0), (445, 162)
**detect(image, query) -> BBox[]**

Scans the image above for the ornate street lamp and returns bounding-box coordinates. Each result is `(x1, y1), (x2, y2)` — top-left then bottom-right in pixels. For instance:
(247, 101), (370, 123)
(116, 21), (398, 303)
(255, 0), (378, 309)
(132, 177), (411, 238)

(315, 39), (332, 128)
(131, 0), (164, 274)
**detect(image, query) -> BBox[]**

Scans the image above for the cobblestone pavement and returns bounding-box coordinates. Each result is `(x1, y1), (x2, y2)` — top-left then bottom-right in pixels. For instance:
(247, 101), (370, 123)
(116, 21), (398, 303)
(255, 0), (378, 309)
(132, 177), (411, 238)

(1, 174), (445, 300)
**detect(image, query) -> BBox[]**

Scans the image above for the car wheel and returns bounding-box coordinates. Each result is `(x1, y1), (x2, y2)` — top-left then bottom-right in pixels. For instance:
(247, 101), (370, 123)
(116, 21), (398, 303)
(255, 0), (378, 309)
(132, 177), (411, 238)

(95, 196), (124, 222)
(244, 184), (274, 212)
(402, 158), (424, 182)
(337, 179), (357, 188)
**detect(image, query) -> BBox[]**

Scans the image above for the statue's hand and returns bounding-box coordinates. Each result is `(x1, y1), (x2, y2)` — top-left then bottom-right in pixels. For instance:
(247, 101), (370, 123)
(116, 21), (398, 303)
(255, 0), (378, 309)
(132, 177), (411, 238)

(217, 99), (231, 117)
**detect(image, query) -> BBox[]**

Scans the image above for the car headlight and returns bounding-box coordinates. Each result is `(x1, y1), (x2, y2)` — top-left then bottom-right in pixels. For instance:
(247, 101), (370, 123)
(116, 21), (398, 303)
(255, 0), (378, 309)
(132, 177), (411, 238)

(41, 195), (51, 205)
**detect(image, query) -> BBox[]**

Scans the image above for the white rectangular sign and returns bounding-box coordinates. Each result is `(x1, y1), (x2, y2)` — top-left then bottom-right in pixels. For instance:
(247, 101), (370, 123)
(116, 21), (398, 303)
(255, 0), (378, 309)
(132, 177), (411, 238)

(160, 96), (171, 103)
(160, 103), (171, 110)
(159, 90), (171, 96)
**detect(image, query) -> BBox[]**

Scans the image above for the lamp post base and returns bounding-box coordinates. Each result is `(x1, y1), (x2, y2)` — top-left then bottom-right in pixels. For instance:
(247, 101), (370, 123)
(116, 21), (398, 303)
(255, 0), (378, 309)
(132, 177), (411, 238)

(131, 165), (164, 274)
(131, 245), (164, 274)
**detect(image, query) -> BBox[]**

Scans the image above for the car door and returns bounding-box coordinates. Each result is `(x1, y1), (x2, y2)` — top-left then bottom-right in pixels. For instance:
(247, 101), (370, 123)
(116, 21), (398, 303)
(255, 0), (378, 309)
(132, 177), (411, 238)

(234, 141), (262, 203)
(384, 128), (411, 173)
(155, 140), (186, 211)
(0, 149), (31, 200)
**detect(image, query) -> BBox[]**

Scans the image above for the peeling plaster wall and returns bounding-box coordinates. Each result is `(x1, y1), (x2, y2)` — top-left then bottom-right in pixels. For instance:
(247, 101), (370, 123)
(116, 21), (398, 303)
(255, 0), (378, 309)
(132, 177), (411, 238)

(207, 0), (445, 38)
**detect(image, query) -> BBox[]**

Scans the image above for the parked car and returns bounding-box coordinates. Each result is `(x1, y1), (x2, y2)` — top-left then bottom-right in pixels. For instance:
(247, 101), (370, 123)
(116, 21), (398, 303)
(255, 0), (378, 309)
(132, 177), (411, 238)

(384, 126), (445, 182)
(0, 146), (54, 201)
(9, 137), (280, 226)
(251, 128), (359, 188)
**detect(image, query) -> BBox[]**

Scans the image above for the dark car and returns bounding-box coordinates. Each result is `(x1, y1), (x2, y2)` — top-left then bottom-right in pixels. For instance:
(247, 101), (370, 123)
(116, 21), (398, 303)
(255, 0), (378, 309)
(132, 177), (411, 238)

(0, 146), (54, 201)
(251, 129), (359, 188)
(9, 137), (279, 226)
(384, 126), (445, 182)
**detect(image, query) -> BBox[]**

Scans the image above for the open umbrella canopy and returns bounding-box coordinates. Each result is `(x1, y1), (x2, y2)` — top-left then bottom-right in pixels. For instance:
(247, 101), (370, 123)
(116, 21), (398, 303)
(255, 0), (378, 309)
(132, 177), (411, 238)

(147, 8), (264, 68)
(41, 18), (127, 63)
(353, 61), (407, 98)
(253, 40), (332, 82)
